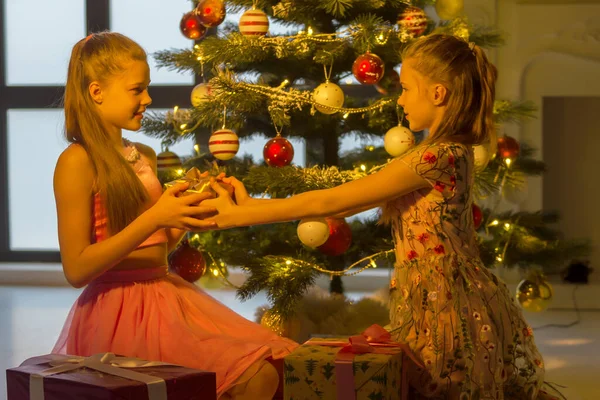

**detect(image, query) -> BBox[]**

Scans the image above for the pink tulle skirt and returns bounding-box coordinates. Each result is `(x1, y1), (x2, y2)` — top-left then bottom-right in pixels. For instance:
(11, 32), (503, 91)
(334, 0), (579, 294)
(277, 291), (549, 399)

(52, 266), (298, 396)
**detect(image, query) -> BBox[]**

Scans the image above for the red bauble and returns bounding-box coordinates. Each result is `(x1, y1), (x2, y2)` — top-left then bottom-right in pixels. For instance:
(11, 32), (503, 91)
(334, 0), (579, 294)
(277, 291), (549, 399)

(375, 68), (401, 95)
(180, 11), (207, 40)
(168, 240), (206, 282)
(317, 218), (353, 256)
(263, 136), (294, 167)
(352, 52), (385, 85)
(472, 203), (483, 230)
(497, 135), (520, 159)
(196, 0), (226, 28)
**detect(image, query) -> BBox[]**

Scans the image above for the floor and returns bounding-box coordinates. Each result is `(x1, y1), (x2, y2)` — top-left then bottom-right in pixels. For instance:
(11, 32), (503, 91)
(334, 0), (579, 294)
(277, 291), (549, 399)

(1, 285), (598, 400)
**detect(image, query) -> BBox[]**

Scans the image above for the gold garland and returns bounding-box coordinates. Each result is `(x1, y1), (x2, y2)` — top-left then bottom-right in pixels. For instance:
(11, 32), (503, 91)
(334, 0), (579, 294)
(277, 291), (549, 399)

(236, 80), (396, 115)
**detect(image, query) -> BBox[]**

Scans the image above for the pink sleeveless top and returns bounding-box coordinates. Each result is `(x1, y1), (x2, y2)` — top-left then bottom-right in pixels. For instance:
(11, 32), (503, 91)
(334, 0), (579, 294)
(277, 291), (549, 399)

(91, 141), (168, 248)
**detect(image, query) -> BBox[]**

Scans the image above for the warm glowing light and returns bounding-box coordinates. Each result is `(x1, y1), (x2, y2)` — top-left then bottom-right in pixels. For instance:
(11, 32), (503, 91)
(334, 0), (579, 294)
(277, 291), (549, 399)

(544, 338), (593, 346)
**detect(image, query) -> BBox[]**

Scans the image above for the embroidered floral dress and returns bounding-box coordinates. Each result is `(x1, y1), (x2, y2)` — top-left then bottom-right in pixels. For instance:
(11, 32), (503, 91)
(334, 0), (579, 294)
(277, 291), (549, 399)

(386, 142), (546, 399)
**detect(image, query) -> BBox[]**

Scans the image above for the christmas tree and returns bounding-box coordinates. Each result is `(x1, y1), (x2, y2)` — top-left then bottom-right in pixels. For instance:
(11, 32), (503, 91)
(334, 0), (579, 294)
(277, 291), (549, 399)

(141, 0), (590, 325)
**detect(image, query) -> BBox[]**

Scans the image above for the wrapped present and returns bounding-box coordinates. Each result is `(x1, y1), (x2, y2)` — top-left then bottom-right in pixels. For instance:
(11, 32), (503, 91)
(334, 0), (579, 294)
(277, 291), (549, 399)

(6, 353), (216, 400)
(164, 167), (234, 197)
(283, 325), (423, 400)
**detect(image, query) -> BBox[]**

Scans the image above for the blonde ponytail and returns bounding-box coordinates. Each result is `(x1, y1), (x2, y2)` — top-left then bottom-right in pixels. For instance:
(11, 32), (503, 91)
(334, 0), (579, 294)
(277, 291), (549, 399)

(471, 44), (498, 154)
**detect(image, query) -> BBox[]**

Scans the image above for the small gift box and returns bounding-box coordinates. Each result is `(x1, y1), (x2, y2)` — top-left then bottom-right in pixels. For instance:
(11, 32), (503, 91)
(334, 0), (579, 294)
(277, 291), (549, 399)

(164, 167), (234, 197)
(6, 353), (216, 400)
(283, 325), (422, 400)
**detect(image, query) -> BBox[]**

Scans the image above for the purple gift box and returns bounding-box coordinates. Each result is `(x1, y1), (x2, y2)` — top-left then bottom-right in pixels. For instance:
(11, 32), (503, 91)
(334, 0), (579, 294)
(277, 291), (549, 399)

(6, 353), (216, 400)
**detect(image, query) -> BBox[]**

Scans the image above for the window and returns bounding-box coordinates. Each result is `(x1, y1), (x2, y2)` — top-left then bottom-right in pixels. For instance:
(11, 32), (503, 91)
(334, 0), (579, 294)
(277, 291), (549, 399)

(0, 0), (196, 260)
(5, 0), (85, 85)
(110, 0), (194, 85)
(7, 110), (65, 250)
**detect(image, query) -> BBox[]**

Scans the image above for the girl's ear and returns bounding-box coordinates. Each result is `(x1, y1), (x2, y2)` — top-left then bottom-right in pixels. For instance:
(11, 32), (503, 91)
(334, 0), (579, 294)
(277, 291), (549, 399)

(431, 83), (448, 106)
(89, 81), (103, 104)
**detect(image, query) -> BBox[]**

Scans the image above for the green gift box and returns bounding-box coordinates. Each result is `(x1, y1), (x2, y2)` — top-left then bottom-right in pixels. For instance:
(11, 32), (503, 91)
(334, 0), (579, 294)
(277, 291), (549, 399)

(283, 325), (418, 400)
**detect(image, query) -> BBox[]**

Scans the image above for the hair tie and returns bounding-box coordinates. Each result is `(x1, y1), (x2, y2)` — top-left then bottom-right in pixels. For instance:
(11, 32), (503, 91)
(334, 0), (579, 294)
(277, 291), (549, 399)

(85, 34), (94, 42)
(468, 42), (476, 52)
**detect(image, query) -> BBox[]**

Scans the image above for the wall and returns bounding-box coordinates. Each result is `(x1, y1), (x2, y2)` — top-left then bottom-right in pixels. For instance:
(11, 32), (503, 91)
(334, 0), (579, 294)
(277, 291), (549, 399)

(542, 97), (600, 281)
(465, 0), (600, 282)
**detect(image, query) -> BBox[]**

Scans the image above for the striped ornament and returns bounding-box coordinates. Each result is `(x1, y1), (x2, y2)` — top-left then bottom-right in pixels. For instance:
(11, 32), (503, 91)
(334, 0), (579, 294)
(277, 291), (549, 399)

(157, 151), (183, 171)
(397, 6), (428, 37)
(208, 129), (239, 161)
(238, 9), (269, 36)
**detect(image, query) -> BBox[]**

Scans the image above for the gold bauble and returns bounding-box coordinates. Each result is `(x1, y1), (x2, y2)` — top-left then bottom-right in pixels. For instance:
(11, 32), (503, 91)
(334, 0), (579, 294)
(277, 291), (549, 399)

(516, 273), (553, 312)
(435, 0), (464, 20)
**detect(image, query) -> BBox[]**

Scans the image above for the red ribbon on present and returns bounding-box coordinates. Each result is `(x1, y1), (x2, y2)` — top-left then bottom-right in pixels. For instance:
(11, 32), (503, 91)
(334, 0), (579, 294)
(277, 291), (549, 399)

(307, 324), (423, 400)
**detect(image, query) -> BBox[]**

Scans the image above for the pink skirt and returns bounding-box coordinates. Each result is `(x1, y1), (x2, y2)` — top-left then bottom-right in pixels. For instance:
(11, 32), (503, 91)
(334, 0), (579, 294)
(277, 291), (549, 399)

(52, 266), (298, 396)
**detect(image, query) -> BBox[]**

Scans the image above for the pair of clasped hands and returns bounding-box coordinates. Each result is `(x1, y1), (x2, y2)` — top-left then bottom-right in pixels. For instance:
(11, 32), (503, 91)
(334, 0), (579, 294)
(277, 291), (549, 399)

(149, 171), (242, 232)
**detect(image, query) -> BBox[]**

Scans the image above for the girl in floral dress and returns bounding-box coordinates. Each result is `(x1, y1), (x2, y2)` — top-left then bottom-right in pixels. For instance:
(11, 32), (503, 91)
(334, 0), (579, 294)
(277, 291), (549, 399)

(204, 34), (559, 399)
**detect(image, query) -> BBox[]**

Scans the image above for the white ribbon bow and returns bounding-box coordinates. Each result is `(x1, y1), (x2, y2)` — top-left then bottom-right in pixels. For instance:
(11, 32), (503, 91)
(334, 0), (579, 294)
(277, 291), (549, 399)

(30, 353), (170, 400)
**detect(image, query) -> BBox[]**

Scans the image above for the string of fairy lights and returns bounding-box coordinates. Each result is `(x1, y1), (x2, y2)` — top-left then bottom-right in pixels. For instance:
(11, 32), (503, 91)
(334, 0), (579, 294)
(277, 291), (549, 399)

(190, 228), (396, 288)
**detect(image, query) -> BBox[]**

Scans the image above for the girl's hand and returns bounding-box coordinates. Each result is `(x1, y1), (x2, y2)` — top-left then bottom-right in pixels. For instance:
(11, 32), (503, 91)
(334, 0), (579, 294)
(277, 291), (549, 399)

(148, 182), (218, 231)
(217, 175), (252, 206)
(202, 178), (238, 229)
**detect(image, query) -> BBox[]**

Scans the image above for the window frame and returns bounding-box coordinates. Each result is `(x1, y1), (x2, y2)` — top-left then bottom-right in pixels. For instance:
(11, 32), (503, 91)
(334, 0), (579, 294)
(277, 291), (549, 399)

(0, 0), (199, 261)
(0, 0), (376, 262)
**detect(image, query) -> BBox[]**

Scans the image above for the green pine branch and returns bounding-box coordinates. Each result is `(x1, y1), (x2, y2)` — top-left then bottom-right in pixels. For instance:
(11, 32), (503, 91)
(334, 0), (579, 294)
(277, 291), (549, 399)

(477, 209), (591, 271)
(237, 255), (320, 316)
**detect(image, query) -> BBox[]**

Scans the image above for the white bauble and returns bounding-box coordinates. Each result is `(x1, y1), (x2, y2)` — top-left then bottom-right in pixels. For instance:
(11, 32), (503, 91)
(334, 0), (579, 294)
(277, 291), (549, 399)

(502, 177), (529, 205)
(239, 9), (269, 36)
(297, 218), (330, 248)
(435, 0), (464, 20)
(473, 144), (491, 171)
(384, 125), (415, 157)
(190, 83), (212, 107)
(312, 82), (344, 114)
(208, 129), (240, 161)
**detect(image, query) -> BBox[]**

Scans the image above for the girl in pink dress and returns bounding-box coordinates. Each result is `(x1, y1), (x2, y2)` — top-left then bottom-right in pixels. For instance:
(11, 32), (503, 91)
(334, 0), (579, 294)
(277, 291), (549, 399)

(52, 31), (297, 400)
(204, 35), (560, 399)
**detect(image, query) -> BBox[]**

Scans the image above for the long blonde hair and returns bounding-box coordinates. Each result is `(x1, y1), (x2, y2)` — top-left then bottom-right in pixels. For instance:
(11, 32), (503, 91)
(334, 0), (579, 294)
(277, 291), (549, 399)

(64, 31), (149, 235)
(402, 34), (498, 152)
